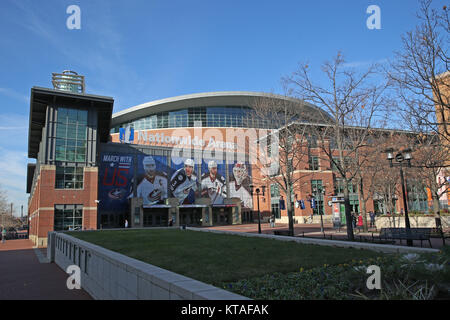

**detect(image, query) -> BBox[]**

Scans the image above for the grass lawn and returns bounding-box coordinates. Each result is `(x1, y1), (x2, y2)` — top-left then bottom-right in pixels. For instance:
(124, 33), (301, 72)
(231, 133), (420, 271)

(68, 229), (383, 286)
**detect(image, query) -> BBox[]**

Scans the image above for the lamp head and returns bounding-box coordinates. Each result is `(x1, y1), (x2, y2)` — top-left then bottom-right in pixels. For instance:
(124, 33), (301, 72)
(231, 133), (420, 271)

(385, 148), (394, 160)
(403, 149), (412, 160)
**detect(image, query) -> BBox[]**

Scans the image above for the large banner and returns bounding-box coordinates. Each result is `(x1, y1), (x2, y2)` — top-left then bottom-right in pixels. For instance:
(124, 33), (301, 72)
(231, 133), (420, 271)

(169, 157), (200, 205)
(98, 153), (134, 213)
(200, 159), (227, 205)
(135, 155), (169, 206)
(99, 152), (254, 211)
(228, 161), (253, 208)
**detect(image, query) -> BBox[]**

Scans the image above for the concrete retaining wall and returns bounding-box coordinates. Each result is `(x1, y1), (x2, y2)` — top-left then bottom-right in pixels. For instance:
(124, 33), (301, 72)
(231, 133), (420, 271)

(276, 215), (450, 228)
(276, 215), (332, 225)
(375, 216), (450, 229)
(47, 231), (249, 300)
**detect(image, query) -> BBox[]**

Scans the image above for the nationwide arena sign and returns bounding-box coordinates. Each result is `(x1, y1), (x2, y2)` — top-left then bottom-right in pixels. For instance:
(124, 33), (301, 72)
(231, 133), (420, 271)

(110, 127), (280, 174)
(111, 127), (270, 152)
(136, 131), (237, 150)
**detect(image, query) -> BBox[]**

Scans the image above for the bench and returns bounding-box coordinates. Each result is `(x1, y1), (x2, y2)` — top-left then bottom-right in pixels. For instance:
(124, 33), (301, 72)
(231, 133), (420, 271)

(379, 228), (432, 248)
(273, 230), (292, 236)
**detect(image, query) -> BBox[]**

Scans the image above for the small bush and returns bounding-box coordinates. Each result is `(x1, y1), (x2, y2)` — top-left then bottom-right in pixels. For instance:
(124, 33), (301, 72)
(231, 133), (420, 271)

(224, 250), (450, 300)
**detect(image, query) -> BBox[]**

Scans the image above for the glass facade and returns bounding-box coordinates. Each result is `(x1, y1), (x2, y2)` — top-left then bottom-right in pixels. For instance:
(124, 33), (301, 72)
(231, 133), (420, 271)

(54, 204), (83, 231)
(112, 106), (275, 132)
(56, 108), (88, 162)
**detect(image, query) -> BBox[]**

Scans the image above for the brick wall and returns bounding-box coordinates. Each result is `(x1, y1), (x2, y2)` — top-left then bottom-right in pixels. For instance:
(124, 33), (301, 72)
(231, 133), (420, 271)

(28, 165), (98, 247)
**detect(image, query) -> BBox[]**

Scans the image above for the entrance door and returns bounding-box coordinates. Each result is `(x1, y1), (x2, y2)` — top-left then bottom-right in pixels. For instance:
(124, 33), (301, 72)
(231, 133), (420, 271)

(143, 208), (169, 227)
(179, 208), (202, 226)
(212, 207), (232, 225)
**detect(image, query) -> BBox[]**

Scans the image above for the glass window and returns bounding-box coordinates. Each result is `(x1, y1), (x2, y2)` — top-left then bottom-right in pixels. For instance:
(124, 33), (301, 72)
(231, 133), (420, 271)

(307, 135), (318, 148)
(56, 108), (88, 163)
(311, 180), (324, 215)
(334, 177), (357, 194)
(331, 157), (339, 172)
(271, 203), (280, 219)
(407, 181), (429, 212)
(270, 184), (280, 198)
(55, 166), (84, 189)
(54, 204), (83, 231)
(309, 156), (319, 170)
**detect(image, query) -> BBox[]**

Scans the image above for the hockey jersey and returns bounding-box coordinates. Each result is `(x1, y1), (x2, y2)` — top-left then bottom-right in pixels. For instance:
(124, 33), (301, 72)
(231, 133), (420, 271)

(229, 181), (252, 208)
(200, 173), (227, 205)
(136, 173), (168, 205)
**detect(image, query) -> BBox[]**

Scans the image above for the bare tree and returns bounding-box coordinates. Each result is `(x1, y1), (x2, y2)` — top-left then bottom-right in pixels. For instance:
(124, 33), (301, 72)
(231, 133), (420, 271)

(250, 92), (323, 236)
(284, 52), (389, 241)
(408, 133), (449, 230)
(0, 186), (20, 230)
(388, 0), (450, 143)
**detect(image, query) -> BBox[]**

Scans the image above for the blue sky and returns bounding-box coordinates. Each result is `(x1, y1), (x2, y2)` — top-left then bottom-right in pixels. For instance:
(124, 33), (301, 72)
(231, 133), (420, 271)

(0, 0), (446, 215)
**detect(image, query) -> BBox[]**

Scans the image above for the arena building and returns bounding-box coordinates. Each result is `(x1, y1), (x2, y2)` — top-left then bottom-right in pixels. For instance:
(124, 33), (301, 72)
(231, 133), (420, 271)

(26, 72), (445, 247)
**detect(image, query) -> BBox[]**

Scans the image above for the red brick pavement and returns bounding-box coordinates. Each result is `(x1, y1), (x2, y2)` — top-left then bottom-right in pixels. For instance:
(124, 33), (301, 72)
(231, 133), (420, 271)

(0, 239), (92, 300)
(203, 222), (448, 249)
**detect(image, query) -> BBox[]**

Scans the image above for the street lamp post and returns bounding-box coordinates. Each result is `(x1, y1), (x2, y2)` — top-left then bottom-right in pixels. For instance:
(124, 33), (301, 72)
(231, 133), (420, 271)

(386, 148), (413, 247)
(312, 187), (326, 233)
(250, 185), (266, 234)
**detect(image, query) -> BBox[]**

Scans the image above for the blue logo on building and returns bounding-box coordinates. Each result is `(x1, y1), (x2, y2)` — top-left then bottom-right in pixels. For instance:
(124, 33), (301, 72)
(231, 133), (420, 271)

(119, 126), (134, 143)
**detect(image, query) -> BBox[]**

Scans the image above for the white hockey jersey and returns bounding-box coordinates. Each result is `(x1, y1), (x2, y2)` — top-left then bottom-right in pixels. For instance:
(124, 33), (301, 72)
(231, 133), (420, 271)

(201, 173), (226, 205)
(229, 181), (252, 208)
(136, 174), (168, 205)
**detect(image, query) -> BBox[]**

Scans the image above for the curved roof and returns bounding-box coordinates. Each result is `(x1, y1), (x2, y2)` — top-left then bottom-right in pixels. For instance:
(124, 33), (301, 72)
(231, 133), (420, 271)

(111, 91), (333, 127)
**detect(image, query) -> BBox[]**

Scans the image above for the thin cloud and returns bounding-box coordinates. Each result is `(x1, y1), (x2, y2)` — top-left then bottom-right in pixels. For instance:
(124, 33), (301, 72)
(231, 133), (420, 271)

(0, 88), (29, 103)
(342, 58), (388, 68)
(0, 126), (27, 130)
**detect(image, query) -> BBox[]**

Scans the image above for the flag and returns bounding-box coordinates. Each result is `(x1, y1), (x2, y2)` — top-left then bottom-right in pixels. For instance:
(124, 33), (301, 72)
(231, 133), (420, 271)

(279, 199), (286, 210)
(299, 200), (305, 209)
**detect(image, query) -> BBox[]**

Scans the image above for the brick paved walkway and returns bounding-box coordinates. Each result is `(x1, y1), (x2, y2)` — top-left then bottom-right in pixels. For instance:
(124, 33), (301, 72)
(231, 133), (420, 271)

(203, 222), (448, 249)
(0, 239), (92, 300)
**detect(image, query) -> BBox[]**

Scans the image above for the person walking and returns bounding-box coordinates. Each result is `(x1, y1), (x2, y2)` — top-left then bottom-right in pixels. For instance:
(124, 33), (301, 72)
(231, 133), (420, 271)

(352, 212), (357, 230)
(369, 211), (376, 229)
(357, 214), (363, 232)
(1, 227), (6, 244)
(270, 214), (276, 228)
(124, 219), (128, 228)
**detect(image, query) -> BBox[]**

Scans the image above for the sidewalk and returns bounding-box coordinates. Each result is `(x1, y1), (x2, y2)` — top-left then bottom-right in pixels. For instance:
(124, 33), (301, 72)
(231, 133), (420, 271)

(0, 239), (92, 300)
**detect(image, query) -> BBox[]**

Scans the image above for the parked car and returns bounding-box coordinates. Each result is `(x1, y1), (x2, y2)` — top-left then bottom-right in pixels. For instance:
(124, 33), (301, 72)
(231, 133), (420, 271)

(6, 227), (18, 240)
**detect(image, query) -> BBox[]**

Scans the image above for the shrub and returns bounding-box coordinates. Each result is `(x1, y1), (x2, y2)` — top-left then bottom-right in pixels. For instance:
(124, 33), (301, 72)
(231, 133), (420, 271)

(224, 250), (450, 300)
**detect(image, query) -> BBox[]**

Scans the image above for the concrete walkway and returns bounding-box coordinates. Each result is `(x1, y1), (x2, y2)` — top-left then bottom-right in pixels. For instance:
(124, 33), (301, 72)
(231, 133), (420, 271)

(0, 239), (92, 300)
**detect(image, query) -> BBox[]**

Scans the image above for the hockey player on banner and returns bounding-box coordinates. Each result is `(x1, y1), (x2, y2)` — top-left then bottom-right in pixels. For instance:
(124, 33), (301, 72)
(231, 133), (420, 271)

(201, 160), (227, 205)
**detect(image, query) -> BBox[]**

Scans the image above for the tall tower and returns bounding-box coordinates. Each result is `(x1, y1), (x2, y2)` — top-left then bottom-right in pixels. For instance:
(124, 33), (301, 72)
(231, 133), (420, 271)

(52, 70), (85, 94)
